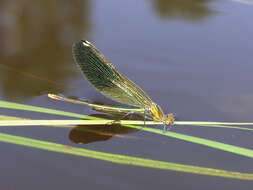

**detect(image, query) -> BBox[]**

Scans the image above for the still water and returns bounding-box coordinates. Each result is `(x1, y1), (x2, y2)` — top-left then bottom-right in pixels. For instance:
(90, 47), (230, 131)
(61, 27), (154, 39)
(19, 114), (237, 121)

(0, 0), (253, 189)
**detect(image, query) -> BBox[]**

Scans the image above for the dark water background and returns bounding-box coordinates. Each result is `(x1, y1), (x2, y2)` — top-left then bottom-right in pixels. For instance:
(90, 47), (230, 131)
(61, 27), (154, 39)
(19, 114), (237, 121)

(0, 0), (253, 189)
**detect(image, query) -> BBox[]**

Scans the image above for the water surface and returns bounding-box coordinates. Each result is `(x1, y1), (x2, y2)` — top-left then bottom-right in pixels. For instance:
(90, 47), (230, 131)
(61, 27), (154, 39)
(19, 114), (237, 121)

(0, 0), (253, 189)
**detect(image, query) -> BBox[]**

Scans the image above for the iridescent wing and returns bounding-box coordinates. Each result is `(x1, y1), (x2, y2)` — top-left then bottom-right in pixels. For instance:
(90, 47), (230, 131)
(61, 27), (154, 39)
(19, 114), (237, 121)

(72, 40), (153, 108)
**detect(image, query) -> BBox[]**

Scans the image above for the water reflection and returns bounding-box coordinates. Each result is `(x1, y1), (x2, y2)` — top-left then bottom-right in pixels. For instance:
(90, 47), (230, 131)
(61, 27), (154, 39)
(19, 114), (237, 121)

(69, 114), (138, 144)
(0, 0), (91, 100)
(151, 0), (214, 21)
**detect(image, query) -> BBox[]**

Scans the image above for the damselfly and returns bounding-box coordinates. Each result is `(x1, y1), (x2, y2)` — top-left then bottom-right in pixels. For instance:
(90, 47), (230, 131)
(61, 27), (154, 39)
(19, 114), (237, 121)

(48, 40), (175, 130)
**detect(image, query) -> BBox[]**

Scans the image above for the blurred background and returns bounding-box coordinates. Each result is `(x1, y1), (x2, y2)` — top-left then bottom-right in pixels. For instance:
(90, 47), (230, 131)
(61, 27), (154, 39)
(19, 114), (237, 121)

(0, 0), (90, 100)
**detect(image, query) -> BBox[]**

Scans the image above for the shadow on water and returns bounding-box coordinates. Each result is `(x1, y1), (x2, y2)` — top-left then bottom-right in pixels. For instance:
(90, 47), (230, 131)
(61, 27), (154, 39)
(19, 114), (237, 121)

(69, 114), (139, 145)
(151, 0), (215, 21)
(0, 0), (91, 100)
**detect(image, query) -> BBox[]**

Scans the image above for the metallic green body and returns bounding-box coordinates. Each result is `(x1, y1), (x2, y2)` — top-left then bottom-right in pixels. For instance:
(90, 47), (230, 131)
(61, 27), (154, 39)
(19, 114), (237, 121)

(49, 40), (174, 126)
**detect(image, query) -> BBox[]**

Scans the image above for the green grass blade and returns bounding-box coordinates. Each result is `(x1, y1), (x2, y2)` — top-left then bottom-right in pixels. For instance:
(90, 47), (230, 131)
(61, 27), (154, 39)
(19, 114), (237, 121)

(0, 115), (28, 120)
(183, 124), (253, 131)
(1, 100), (253, 126)
(0, 100), (95, 120)
(0, 132), (253, 181)
(124, 124), (253, 159)
(185, 124), (253, 131)
(1, 100), (253, 158)
(0, 119), (253, 159)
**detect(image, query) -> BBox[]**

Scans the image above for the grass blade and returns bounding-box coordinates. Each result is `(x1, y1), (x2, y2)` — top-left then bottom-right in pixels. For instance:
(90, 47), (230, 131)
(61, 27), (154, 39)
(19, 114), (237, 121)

(2, 100), (253, 126)
(0, 119), (253, 131)
(0, 115), (28, 120)
(0, 119), (253, 159)
(176, 121), (253, 126)
(0, 132), (253, 181)
(123, 124), (253, 159)
(1, 100), (253, 158)
(184, 124), (253, 131)
(0, 100), (94, 120)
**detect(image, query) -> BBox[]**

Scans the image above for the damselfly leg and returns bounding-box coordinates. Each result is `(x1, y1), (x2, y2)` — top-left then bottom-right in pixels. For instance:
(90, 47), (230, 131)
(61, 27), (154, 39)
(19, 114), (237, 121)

(143, 109), (146, 127)
(106, 110), (138, 125)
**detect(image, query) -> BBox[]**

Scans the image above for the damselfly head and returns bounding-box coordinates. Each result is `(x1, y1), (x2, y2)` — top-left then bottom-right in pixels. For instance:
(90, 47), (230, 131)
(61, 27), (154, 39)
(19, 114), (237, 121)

(165, 113), (175, 126)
